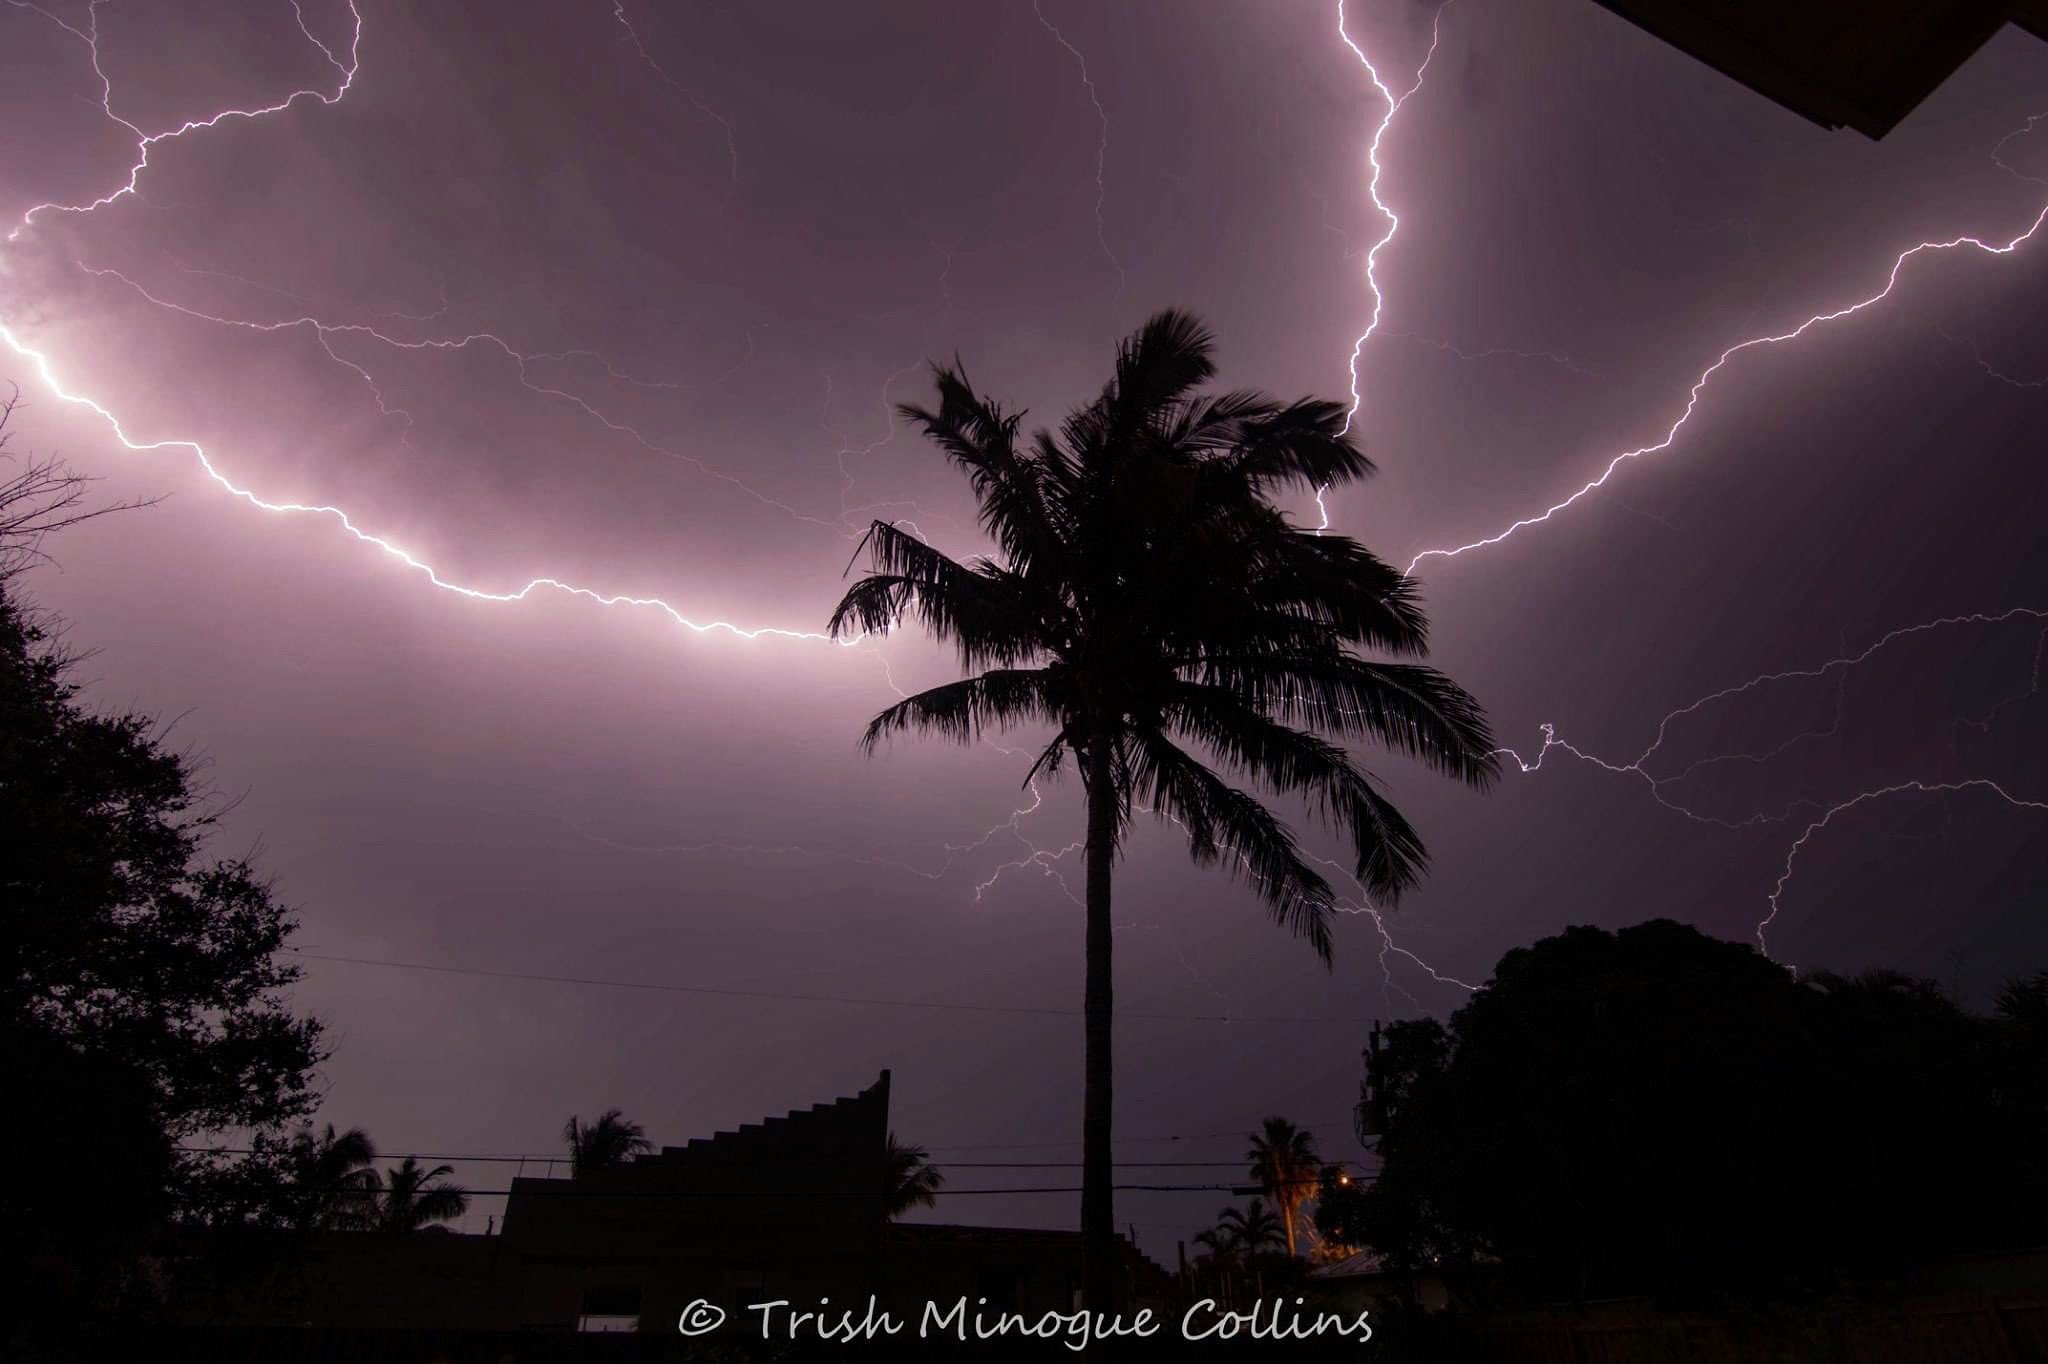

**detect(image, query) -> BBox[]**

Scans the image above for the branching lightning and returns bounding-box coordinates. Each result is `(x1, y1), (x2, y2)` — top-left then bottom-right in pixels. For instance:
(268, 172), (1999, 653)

(1402, 202), (2048, 574)
(1992, 110), (2048, 187)
(4, 0), (2044, 1002)
(1761, 780), (2048, 956)
(1494, 605), (2048, 949)
(0, 2), (894, 647)
(608, 0), (741, 202)
(1320, 0), (1447, 532)
(1941, 324), (2048, 390)
(0, 319), (861, 642)
(8, 0), (361, 238)
(77, 263), (839, 527)
(1031, 0), (1124, 297)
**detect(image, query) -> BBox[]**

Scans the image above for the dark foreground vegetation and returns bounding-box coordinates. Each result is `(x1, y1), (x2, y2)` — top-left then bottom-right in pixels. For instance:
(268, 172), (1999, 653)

(1318, 918), (2048, 1308)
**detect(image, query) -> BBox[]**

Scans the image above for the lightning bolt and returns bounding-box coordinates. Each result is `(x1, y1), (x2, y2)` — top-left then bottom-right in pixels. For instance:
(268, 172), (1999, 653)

(1031, 0), (1123, 297)
(1321, 0), (1448, 531)
(1403, 200), (2048, 574)
(1492, 604), (2048, 954)
(0, 2), (890, 647)
(0, 322), (855, 645)
(829, 358), (933, 530)
(608, 0), (741, 203)
(1960, 624), (2048, 733)
(1760, 779), (2048, 956)
(1940, 324), (2048, 390)
(1992, 110), (2047, 186)
(8, 0), (362, 237)
(9, 0), (2040, 991)
(1496, 605), (2048, 827)
(75, 262), (839, 528)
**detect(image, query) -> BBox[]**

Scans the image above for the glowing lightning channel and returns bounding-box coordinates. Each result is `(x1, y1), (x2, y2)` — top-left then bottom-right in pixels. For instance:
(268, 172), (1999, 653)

(1322, 0), (1448, 531)
(1991, 110), (2048, 187)
(0, 3), (879, 646)
(1759, 780), (2048, 956)
(1496, 604), (2048, 828)
(608, 0), (741, 201)
(1486, 604), (2048, 955)
(1404, 202), (2048, 575)
(0, 320), (850, 645)
(8, 0), (363, 238)
(1031, 0), (1124, 297)
(1941, 324), (2048, 390)
(77, 264), (840, 528)
(1961, 624), (2048, 733)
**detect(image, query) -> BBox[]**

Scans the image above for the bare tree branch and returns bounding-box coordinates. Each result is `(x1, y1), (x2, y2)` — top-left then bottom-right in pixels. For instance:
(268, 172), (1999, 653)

(0, 386), (157, 578)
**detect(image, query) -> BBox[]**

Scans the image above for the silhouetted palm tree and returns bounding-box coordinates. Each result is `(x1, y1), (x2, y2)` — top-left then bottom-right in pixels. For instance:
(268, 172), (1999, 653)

(365, 1156), (469, 1233)
(829, 310), (1496, 1303)
(1191, 1225), (1233, 1266)
(563, 1109), (653, 1177)
(884, 1132), (944, 1217)
(1213, 1198), (1288, 1258)
(283, 1123), (380, 1231)
(1248, 1116), (1320, 1259)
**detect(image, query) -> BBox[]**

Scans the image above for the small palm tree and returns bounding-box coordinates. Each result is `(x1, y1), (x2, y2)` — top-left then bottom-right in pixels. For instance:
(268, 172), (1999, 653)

(365, 1156), (469, 1233)
(884, 1132), (944, 1217)
(1248, 1116), (1320, 1258)
(1214, 1198), (1288, 1257)
(564, 1108), (653, 1177)
(1192, 1225), (1235, 1266)
(830, 310), (1496, 1304)
(283, 1123), (380, 1231)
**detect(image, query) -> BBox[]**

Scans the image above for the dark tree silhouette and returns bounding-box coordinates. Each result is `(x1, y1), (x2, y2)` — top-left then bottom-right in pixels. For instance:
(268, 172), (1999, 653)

(829, 310), (1496, 1304)
(1247, 1117), (1320, 1259)
(365, 1156), (469, 1234)
(1340, 919), (2048, 1305)
(1203, 1198), (1288, 1261)
(884, 1132), (944, 1218)
(0, 580), (323, 1218)
(563, 1109), (652, 1177)
(1317, 1017), (1471, 1305)
(0, 1030), (170, 1339)
(282, 1124), (381, 1231)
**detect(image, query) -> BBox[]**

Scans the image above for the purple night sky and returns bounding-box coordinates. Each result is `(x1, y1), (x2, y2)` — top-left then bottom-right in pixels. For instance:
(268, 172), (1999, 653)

(3, 0), (2045, 1253)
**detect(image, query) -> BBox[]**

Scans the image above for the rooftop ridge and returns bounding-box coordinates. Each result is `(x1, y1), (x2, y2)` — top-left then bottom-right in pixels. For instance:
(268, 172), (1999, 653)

(651, 1071), (890, 1163)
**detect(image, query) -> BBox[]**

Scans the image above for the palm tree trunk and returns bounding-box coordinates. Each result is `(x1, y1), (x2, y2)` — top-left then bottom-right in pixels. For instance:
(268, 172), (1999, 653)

(1284, 1197), (1298, 1260)
(1081, 737), (1117, 1311)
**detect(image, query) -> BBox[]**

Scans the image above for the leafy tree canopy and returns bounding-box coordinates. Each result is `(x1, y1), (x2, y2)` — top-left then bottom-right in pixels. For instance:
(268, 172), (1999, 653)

(1324, 920), (2048, 1304)
(0, 582), (324, 1218)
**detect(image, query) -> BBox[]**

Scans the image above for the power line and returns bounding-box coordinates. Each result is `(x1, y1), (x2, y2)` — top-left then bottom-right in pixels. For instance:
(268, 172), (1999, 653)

(282, 948), (1364, 1025)
(177, 1145), (1369, 1173)
(922, 1123), (1360, 1152)
(178, 1181), (1366, 1201)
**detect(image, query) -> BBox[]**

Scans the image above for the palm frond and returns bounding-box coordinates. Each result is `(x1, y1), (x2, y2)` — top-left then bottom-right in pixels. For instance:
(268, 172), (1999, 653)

(1104, 310), (1218, 437)
(830, 523), (1045, 667)
(1227, 398), (1374, 491)
(898, 364), (1070, 573)
(1159, 683), (1440, 904)
(859, 669), (1061, 752)
(1178, 660), (1497, 787)
(1129, 730), (1335, 961)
